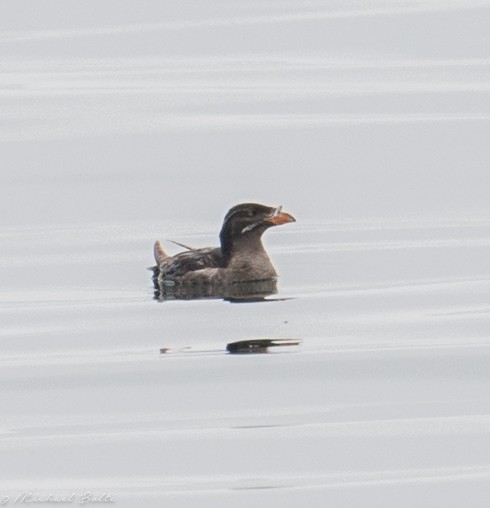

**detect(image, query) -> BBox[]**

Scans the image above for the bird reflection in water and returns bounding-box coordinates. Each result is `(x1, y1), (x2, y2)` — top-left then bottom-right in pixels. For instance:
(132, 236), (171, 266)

(153, 277), (279, 302)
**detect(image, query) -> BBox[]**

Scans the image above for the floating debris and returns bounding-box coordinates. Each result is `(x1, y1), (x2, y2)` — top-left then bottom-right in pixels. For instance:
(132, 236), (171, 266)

(159, 338), (301, 356)
(227, 338), (301, 354)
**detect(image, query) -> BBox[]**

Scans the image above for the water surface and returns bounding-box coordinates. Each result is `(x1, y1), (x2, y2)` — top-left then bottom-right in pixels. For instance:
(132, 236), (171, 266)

(1, 1), (490, 507)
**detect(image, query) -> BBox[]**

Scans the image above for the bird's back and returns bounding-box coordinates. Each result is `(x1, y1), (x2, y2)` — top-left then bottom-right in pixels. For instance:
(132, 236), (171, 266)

(154, 247), (223, 281)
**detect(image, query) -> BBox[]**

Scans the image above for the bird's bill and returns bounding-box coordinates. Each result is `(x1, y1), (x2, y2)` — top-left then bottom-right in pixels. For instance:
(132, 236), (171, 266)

(265, 206), (296, 226)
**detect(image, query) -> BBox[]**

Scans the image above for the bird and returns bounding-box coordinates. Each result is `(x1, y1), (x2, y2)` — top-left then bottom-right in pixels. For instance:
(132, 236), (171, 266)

(151, 203), (295, 289)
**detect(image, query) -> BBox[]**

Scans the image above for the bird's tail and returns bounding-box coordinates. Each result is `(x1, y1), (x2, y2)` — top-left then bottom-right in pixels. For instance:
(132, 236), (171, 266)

(154, 240), (170, 264)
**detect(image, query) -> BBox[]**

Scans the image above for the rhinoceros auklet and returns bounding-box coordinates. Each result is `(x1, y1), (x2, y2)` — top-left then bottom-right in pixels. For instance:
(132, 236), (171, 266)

(152, 203), (295, 287)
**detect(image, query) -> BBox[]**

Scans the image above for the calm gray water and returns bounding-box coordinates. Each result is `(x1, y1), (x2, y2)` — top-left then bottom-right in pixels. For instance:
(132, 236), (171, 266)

(1, 1), (490, 507)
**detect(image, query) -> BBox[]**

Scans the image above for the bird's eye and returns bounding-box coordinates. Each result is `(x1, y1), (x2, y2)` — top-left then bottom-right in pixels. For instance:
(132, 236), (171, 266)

(247, 210), (256, 217)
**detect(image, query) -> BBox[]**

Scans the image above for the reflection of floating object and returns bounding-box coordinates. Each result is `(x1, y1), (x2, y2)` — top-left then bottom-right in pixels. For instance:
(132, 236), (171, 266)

(226, 338), (301, 354)
(150, 203), (295, 301)
(159, 338), (301, 356)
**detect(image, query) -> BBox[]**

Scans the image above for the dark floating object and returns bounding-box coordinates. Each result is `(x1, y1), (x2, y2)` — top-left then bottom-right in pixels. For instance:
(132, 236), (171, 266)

(159, 338), (301, 356)
(226, 338), (301, 354)
(150, 203), (295, 301)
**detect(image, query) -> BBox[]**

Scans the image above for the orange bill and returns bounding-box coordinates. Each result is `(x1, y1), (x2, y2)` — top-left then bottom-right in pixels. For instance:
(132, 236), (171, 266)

(266, 206), (296, 226)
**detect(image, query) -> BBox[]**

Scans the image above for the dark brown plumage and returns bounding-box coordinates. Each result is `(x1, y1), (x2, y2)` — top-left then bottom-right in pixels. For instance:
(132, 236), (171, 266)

(152, 203), (295, 288)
